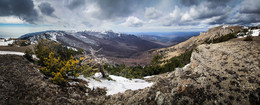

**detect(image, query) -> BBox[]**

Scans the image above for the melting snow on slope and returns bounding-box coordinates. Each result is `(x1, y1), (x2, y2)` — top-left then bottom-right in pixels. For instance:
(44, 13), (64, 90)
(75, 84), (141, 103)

(222, 25), (229, 29)
(0, 51), (37, 59)
(78, 73), (153, 95)
(252, 29), (260, 36)
(0, 39), (14, 46)
(238, 29), (260, 38)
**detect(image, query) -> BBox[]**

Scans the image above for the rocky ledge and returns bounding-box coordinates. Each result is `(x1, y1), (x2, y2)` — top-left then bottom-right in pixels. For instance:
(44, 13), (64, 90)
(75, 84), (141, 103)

(0, 39), (259, 105)
(87, 40), (260, 105)
(0, 55), (95, 104)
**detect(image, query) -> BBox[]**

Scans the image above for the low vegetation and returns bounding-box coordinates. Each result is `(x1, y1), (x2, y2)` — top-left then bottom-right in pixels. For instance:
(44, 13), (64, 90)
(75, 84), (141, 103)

(23, 48), (34, 62)
(34, 39), (95, 85)
(205, 33), (237, 44)
(244, 35), (253, 41)
(104, 50), (193, 79)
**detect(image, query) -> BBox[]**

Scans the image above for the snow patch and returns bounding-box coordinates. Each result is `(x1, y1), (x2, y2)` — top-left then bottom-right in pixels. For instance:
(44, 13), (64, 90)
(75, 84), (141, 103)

(252, 29), (260, 36)
(143, 75), (155, 79)
(67, 46), (78, 51)
(79, 35), (87, 39)
(183, 63), (190, 69)
(78, 74), (153, 95)
(46, 32), (65, 42)
(68, 81), (79, 85)
(0, 51), (24, 56)
(238, 29), (260, 38)
(0, 39), (14, 46)
(222, 25), (229, 29)
(0, 51), (37, 59)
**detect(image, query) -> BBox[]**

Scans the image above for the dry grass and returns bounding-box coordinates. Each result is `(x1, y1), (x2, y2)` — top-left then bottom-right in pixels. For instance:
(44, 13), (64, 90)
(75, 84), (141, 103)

(0, 44), (35, 52)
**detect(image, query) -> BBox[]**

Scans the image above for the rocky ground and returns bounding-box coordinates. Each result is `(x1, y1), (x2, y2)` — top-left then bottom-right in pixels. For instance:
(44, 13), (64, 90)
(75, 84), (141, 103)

(0, 39), (259, 105)
(87, 40), (260, 105)
(0, 55), (96, 104)
(157, 25), (244, 61)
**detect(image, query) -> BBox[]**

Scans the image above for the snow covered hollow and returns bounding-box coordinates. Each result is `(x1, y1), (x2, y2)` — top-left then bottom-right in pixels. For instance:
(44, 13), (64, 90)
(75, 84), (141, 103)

(251, 29), (260, 36)
(222, 25), (229, 29)
(78, 73), (153, 95)
(0, 39), (14, 46)
(238, 29), (260, 38)
(0, 51), (37, 59)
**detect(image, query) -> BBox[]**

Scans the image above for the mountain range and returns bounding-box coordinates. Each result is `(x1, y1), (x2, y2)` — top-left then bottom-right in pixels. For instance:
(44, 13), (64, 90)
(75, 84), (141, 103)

(19, 30), (165, 58)
(1, 25), (259, 104)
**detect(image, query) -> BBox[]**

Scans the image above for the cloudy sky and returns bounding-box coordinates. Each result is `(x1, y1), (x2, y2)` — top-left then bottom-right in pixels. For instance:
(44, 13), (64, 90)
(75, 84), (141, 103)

(0, 0), (260, 37)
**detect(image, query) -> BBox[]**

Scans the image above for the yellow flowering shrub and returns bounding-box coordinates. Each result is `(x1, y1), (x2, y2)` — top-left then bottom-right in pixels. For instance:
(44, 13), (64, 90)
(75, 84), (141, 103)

(40, 51), (95, 85)
(50, 72), (66, 85)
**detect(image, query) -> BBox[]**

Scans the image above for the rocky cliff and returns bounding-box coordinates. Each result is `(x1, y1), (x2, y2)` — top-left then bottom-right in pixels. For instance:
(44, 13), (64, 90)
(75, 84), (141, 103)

(157, 25), (244, 61)
(86, 39), (260, 105)
(1, 34), (259, 104)
(0, 55), (93, 104)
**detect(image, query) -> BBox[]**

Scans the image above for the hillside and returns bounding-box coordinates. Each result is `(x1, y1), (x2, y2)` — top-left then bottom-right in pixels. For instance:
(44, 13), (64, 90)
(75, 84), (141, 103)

(1, 37), (259, 104)
(138, 34), (198, 46)
(87, 39), (260, 104)
(0, 55), (91, 104)
(156, 25), (245, 61)
(19, 30), (164, 58)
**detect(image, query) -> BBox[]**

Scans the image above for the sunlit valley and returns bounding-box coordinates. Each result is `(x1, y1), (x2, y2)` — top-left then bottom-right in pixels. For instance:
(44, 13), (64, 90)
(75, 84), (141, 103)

(0, 0), (260, 105)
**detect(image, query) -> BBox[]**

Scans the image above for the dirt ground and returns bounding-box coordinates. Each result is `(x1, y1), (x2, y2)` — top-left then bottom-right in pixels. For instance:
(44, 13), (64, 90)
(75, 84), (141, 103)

(0, 44), (35, 52)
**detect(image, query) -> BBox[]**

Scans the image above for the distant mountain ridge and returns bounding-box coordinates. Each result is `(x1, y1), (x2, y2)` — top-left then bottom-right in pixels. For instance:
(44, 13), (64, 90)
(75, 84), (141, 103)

(19, 30), (164, 58)
(155, 25), (259, 61)
(138, 34), (198, 46)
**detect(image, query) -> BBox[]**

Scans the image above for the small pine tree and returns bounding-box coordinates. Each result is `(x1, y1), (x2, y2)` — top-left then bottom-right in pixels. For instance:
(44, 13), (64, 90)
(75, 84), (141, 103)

(244, 35), (253, 41)
(23, 49), (34, 62)
(40, 52), (62, 77)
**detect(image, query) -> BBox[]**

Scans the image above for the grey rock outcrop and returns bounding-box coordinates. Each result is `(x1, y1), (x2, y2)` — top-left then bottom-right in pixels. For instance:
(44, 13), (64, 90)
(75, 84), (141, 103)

(0, 55), (90, 105)
(1, 38), (259, 105)
(87, 40), (260, 105)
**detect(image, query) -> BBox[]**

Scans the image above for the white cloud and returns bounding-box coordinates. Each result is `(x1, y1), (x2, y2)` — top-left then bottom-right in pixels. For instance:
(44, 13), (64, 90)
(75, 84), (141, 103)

(169, 6), (182, 19)
(240, 0), (260, 14)
(0, 16), (25, 24)
(121, 16), (143, 27)
(161, 6), (184, 26)
(181, 12), (192, 21)
(144, 7), (162, 19)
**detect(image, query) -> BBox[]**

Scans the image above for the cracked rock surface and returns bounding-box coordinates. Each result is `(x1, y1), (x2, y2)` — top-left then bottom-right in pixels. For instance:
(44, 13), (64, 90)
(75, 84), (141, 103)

(0, 39), (259, 105)
(87, 40), (260, 105)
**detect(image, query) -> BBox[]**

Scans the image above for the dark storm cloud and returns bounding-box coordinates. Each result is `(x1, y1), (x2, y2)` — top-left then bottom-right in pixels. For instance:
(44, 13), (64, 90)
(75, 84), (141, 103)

(225, 0), (260, 25)
(96, 0), (136, 19)
(240, 0), (260, 14)
(66, 0), (86, 10)
(38, 2), (55, 16)
(208, 14), (229, 25)
(179, 0), (200, 6)
(0, 0), (38, 23)
(228, 14), (260, 25)
(179, 0), (231, 7)
(145, 8), (162, 19)
(179, 0), (233, 20)
(161, 0), (237, 27)
(191, 0), (234, 20)
(95, 0), (157, 20)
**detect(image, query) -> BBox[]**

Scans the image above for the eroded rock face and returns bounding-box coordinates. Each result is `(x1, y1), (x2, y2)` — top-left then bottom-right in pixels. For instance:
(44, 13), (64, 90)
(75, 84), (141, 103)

(157, 25), (244, 61)
(87, 40), (260, 105)
(0, 39), (259, 105)
(0, 55), (90, 105)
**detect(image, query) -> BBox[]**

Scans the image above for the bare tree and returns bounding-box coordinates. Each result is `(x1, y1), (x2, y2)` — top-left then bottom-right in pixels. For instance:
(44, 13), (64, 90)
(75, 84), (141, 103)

(84, 46), (107, 78)
(89, 47), (102, 59)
